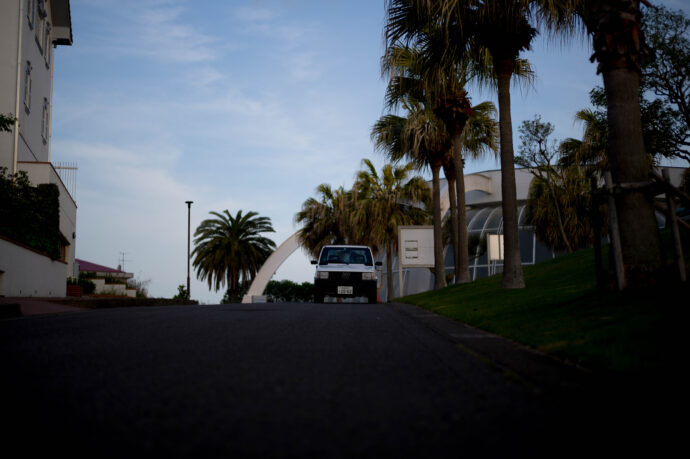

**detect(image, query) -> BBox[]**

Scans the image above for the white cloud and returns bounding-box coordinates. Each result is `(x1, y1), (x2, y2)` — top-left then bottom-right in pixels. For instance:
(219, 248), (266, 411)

(287, 51), (322, 81)
(187, 66), (225, 87)
(81, 2), (218, 64)
(234, 6), (279, 23)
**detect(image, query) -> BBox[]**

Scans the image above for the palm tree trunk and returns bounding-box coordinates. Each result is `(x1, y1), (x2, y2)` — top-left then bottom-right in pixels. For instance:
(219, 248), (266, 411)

(603, 68), (662, 284)
(230, 268), (240, 303)
(447, 174), (460, 283)
(386, 241), (394, 302)
(228, 272), (236, 303)
(588, 0), (663, 286)
(496, 61), (525, 289)
(452, 138), (470, 283)
(432, 162), (446, 289)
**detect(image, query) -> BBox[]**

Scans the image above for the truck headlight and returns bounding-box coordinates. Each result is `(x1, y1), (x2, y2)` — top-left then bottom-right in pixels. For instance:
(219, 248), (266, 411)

(362, 272), (377, 281)
(316, 271), (329, 279)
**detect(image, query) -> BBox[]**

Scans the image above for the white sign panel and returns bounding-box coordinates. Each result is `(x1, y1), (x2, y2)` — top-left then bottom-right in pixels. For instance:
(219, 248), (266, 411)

(398, 226), (434, 268)
(487, 234), (504, 261)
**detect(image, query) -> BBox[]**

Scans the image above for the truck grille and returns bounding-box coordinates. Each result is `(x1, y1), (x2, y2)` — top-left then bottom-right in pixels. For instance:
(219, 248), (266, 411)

(329, 272), (361, 281)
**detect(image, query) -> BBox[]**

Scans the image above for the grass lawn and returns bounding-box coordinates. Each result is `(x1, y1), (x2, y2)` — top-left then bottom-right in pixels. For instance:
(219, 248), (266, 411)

(397, 232), (688, 373)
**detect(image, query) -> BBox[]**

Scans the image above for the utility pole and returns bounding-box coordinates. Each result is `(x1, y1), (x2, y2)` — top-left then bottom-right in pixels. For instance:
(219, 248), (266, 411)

(185, 201), (193, 300)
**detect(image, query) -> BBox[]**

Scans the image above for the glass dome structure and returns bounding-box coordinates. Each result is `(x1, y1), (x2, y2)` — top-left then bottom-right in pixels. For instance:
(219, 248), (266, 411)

(377, 201), (557, 301)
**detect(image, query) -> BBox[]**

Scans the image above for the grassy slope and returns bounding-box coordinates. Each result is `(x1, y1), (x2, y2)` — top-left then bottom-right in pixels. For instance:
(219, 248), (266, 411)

(398, 245), (686, 373)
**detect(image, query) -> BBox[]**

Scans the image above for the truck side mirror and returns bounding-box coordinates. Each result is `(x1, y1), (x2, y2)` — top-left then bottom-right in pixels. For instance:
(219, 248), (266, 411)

(375, 261), (382, 266)
(310, 260), (317, 265)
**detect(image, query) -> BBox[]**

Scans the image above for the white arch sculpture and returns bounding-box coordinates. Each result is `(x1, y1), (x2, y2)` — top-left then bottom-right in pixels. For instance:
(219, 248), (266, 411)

(242, 173), (491, 303)
(242, 231), (302, 303)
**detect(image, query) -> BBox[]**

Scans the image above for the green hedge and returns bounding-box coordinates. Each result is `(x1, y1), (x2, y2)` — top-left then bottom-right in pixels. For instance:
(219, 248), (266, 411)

(79, 278), (96, 294)
(0, 167), (61, 260)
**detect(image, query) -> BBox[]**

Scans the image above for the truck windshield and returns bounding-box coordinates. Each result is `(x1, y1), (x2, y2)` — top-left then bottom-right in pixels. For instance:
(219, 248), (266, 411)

(319, 247), (373, 266)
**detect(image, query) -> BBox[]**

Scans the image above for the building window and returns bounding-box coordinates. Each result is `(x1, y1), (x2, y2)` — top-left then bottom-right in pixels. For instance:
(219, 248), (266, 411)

(27, 0), (35, 29)
(42, 98), (49, 142)
(44, 22), (51, 66)
(23, 62), (32, 112)
(36, 14), (44, 53)
(37, 0), (46, 18)
(35, 1), (47, 54)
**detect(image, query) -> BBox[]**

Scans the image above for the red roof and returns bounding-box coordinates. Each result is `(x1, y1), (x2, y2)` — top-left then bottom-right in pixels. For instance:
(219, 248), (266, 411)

(76, 258), (124, 274)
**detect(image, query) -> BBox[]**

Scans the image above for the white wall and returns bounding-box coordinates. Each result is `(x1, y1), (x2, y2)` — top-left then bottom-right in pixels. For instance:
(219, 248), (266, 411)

(0, 236), (66, 297)
(464, 169), (536, 207)
(90, 278), (136, 297)
(1, 0), (58, 171)
(17, 0), (54, 164)
(0, 1), (21, 171)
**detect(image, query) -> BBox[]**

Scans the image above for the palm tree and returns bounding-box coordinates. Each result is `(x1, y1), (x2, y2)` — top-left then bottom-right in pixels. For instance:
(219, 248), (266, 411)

(385, 0), (577, 289)
(449, 1), (539, 289)
(381, 43), (473, 289)
(372, 102), (450, 290)
(559, 107), (610, 174)
(295, 184), (361, 259)
(354, 159), (431, 301)
(383, 41), (501, 285)
(563, 85), (680, 173)
(524, 165), (600, 253)
(192, 210), (276, 303)
(382, 43), (472, 285)
(450, 101), (499, 281)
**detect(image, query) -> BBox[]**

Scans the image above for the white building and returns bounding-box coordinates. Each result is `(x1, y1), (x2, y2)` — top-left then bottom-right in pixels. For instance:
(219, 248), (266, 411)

(0, 0), (74, 297)
(75, 259), (136, 298)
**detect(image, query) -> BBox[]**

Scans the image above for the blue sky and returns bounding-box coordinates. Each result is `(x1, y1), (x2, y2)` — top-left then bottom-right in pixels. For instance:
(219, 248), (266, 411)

(50, 0), (690, 303)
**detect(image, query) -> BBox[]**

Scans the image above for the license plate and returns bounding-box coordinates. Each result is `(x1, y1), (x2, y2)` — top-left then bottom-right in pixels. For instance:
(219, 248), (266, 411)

(337, 286), (353, 295)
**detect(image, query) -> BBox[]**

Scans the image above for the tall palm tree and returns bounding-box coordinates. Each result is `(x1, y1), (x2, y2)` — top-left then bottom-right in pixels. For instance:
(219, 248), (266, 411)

(354, 159), (431, 301)
(382, 43), (473, 285)
(386, 0), (576, 289)
(450, 101), (500, 281)
(568, 0), (668, 284)
(192, 210), (276, 303)
(450, 1), (538, 289)
(383, 40), (502, 285)
(372, 103), (450, 290)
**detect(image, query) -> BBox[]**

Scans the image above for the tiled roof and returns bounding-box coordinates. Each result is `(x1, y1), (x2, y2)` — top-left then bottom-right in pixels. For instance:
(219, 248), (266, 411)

(75, 258), (124, 274)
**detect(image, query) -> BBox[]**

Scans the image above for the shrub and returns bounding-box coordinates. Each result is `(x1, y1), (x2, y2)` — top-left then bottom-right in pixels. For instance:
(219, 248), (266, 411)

(0, 167), (61, 259)
(127, 277), (150, 298)
(173, 285), (189, 300)
(104, 275), (126, 285)
(78, 278), (96, 294)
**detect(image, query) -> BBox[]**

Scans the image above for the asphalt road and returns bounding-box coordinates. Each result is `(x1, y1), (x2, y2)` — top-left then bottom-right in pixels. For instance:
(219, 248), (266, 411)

(0, 302), (671, 457)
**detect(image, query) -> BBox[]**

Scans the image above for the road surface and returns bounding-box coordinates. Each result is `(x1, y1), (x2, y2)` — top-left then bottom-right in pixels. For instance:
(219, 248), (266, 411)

(0, 302), (669, 457)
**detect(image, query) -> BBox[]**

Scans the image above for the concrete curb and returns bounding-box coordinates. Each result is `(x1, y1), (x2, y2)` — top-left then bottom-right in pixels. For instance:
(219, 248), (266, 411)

(386, 302), (591, 394)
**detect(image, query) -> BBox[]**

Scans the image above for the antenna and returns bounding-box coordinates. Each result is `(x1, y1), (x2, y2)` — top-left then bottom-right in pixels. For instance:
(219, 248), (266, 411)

(118, 251), (132, 272)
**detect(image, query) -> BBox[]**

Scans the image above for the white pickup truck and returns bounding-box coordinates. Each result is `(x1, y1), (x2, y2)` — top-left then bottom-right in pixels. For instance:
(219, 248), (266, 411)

(311, 245), (381, 303)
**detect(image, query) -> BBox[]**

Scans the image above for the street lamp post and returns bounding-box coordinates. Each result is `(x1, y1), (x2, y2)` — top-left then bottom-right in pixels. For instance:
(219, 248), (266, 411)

(185, 201), (193, 300)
